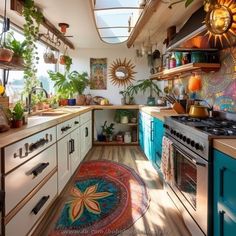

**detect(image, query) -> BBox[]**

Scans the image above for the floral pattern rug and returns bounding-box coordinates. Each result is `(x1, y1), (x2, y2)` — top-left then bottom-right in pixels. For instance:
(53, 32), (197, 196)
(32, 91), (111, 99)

(50, 160), (150, 236)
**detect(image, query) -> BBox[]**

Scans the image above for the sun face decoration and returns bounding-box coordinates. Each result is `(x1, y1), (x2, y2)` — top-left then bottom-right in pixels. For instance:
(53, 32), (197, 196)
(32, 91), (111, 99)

(205, 0), (236, 46)
(109, 58), (136, 87)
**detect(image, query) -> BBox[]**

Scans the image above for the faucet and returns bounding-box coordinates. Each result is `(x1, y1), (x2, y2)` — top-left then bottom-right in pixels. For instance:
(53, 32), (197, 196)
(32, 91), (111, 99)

(28, 86), (49, 114)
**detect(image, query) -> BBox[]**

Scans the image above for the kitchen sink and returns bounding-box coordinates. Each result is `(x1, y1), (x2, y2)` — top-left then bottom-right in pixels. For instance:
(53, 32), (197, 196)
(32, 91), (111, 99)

(39, 111), (67, 116)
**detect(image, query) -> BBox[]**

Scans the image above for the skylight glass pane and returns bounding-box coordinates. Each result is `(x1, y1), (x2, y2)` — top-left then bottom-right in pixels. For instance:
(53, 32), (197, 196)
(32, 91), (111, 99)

(102, 37), (129, 44)
(94, 0), (140, 9)
(99, 28), (130, 37)
(95, 9), (140, 28)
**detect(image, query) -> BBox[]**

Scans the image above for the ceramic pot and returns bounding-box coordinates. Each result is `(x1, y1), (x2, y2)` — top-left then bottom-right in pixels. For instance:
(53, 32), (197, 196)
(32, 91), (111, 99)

(97, 134), (106, 142)
(11, 55), (24, 66)
(85, 94), (92, 105)
(68, 98), (76, 106)
(120, 116), (129, 124)
(12, 119), (23, 128)
(37, 102), (44, 110)
(59, 98), (68, 106)
(77, 95), (86, 105)
(147, 97), (156, 106)
(106, 135), (113, 142)
(0, 48), (13, 62)
(59, 55), (66, 65)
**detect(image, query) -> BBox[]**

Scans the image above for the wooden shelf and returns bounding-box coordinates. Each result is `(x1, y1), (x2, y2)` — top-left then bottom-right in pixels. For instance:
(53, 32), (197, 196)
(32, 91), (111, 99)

(0, 61), (26, 71)
(93, 141), (138, 146)
(117, 123), (138, 126)
(150, 63), (221, 80)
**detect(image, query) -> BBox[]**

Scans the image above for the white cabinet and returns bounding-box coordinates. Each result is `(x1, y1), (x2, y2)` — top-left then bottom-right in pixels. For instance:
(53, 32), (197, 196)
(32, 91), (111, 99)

(57, 127), (81, 194)
(81, 120), (92, 160)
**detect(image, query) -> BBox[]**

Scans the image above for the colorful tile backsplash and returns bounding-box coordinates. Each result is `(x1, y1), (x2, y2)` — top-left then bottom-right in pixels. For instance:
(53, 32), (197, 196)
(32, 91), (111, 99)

(178, 47), (236, 113)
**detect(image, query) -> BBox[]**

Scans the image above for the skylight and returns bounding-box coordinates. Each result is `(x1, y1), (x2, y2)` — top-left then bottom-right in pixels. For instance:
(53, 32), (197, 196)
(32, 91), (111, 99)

(91, 0), (144, 44)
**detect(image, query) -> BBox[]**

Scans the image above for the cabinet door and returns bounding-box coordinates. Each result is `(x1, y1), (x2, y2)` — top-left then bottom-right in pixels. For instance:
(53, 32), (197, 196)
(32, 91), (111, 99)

(57, 135), (70, 194)
(214, 150), (236, 236)
(70, 128), (81, 175)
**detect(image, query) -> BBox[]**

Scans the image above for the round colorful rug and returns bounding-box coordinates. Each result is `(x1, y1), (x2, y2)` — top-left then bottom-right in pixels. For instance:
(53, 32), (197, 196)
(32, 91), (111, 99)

(50, 160), (150, 236)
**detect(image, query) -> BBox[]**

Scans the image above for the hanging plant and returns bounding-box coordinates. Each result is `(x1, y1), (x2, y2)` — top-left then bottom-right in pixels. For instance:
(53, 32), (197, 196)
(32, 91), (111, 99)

(22, 0), (43, 94)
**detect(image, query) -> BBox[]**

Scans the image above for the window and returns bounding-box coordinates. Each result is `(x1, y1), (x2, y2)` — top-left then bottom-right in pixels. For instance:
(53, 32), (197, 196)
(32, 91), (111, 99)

(0, 20), (57, 105)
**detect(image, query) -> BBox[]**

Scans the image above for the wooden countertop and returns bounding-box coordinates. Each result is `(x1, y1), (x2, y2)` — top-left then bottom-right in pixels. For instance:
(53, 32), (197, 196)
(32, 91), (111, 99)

(213, 139), (236, 159)
(140, 106), (178, 121)
(92, 104), (139, 109)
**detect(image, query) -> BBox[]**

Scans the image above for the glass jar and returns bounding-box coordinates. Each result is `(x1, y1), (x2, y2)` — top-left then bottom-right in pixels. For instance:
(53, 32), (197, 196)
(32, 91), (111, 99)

(124, 132), (131, 143)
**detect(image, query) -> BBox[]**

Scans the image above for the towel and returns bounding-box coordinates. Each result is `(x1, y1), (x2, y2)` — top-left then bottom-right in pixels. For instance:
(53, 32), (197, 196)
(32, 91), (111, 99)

(161, 136), (174, 185)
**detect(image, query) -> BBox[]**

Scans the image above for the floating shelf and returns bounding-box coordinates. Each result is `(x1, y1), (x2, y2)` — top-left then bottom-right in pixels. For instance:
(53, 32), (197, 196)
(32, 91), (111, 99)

(93, 141), (138, 146)
(0, 61), (26, 71)
(150, 63), (221, 80)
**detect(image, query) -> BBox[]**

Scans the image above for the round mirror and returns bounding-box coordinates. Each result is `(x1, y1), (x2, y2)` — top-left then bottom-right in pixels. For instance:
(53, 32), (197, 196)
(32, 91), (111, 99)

(109, 58), (136, 87)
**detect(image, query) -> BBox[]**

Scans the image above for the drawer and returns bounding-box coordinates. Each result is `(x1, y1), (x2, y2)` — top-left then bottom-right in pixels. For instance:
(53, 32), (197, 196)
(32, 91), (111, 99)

(5, 144), (57, 214)
(57, 118), (74, 140)
(80, 111), (91, 125)
(4, 127), (56, 174)
(72, 116), (80, 129)
(5, 172), (57, 236)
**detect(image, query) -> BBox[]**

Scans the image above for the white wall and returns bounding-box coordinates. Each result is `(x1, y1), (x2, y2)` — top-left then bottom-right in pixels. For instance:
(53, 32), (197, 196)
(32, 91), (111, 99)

(69, 47), (151, 105)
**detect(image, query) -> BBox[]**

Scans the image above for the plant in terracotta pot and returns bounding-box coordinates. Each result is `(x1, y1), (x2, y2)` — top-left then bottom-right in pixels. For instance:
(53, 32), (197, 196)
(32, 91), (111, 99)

(70, 71), (89, 105)
(5, 32), (27, 66)
(0, 46), (13, 62)
(11, 102), (24, 128)
(60, 55), (72, 71)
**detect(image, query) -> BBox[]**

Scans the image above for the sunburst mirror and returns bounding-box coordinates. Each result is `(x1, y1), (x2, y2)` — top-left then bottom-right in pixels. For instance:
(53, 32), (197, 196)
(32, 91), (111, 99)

(205, 0), (236, 46)
(109, 58), (136, 87)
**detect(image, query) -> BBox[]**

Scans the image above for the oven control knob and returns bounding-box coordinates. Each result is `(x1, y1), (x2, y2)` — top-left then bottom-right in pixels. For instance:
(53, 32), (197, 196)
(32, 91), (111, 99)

(179, 134), (183, 139)
(163, 124), (169, 129)
(195, 143), (203, 151)
(186, 138), (190, 144)
(173, 130), (176, 135)
(171, 129), (174, 134)
(190, 140), (195, 147)
(176, 132), (180, 138)
(183, 136), (186, 142)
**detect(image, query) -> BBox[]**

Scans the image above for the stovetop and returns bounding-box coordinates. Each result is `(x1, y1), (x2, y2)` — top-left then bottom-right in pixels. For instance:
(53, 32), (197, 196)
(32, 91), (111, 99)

(171, 116), (236, 137)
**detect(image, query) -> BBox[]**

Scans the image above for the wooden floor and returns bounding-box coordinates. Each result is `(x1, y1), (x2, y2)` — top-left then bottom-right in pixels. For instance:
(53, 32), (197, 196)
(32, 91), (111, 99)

(37, 146), (191, 236)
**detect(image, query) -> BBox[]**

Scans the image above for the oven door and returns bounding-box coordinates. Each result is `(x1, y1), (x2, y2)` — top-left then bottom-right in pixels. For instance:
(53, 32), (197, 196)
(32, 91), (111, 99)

(168, 136), (209, 235)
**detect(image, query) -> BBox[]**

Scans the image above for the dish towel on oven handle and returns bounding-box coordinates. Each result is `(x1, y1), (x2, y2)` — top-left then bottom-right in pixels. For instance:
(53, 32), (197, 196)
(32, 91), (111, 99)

(161, 136), (174, 185)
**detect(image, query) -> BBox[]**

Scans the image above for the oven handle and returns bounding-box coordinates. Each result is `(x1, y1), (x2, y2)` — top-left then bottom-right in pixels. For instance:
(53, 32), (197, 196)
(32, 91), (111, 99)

(172, 143), (206, 167)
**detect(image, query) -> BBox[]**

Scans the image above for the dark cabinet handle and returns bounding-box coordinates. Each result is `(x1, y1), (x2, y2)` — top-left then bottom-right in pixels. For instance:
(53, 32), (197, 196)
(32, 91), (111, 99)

(220, 167), (226, 197)
(74, 121), (79, 125)
(29, 138), (48, 152)
(219, 210), (225, 236)
(31, 162), (49, 177)
(61, 126), (71, 132)
(85, 127), (88, 137)
(71, 139), (75, 153)
(69, 139), (72, 154)
(156, 151), (161, 159)
(32, 195), (50, 215)
(0, 190), (5, 212)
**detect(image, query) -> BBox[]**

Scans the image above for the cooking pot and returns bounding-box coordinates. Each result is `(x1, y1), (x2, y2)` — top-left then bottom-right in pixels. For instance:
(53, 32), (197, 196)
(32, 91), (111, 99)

(189, 105), (209, 118)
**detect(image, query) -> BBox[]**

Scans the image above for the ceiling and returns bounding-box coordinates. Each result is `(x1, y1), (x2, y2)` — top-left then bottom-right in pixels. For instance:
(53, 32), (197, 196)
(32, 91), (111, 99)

(0, 0), (204, 50)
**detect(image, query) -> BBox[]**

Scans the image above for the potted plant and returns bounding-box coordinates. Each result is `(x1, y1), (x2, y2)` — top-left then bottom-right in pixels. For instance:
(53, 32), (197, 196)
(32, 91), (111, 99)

(60, 55), (72, 71)
(11, 102), (24, 128)
(114, 109), (136, 124)
(5, 32), (27, 66)
(131, 79), (161, 105)
(70, 71), (89, 105)
(0, 46), (13, 62)
(120, 84), (139, 105)
(101, 121), (115, 142)
(43, 49), (58, 64)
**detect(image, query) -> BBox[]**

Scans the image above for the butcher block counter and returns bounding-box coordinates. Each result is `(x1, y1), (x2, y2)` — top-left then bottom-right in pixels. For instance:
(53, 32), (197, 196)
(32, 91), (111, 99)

(213, 139), (236, 159)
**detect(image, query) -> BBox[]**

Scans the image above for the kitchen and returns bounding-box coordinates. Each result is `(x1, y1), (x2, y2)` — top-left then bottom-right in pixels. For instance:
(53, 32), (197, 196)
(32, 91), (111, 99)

(0, 0), (235, 236)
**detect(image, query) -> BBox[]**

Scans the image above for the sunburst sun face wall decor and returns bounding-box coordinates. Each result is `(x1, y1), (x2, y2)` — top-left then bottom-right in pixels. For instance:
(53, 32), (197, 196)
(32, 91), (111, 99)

(205, 0), (236, 46)
(109, 58), (136, 87)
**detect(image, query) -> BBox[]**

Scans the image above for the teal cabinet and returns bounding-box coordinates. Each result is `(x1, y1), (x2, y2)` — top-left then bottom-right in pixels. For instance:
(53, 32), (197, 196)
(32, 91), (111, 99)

(139, 111), (164, 174)
(214, 149), (236, 236)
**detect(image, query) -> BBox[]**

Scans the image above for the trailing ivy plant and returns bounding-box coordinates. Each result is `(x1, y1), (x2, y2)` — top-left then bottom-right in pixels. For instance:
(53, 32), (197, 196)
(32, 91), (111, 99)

(22, 0), (43, 94)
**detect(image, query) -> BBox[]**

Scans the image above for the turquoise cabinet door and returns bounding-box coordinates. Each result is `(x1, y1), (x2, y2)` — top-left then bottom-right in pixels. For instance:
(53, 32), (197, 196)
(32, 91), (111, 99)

(214, 150), (236, 236)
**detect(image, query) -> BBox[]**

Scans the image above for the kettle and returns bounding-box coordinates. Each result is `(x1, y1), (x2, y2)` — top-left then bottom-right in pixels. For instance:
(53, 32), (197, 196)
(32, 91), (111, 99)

(189, 105), (209, 118)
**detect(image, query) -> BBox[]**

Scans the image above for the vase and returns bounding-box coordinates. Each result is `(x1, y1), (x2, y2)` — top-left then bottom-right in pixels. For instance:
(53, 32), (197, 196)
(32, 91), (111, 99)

(68, 98), (76, 106)
(77, 95), (86, 105)
(85, 94), (92, 105)
(174, 52), (183, 67)
(59, 98), (68, 106)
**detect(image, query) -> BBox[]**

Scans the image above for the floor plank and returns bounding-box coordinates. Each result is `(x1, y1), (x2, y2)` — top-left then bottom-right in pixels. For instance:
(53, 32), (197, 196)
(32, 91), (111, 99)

(37, 146), (191, 236)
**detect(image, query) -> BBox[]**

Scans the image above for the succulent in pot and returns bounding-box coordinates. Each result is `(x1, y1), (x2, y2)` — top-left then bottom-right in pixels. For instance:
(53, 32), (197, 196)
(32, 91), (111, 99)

(101, 121), (115, 142)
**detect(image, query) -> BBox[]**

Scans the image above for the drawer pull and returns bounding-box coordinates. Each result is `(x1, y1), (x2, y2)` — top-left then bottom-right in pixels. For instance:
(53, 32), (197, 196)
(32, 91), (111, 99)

(74, 121), (79, 125)
(32, 195), (50, 215)
(29, 138), (49, 152)
(31, 162), (49, 177)
(0, 190), (5, 212)
(85, 127), (88, 137)
(61, 126), (71, 132)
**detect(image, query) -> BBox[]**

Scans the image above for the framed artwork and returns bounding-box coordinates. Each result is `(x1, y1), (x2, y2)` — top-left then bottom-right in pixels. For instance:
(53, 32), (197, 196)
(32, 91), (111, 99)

(90, 58), (107, 90)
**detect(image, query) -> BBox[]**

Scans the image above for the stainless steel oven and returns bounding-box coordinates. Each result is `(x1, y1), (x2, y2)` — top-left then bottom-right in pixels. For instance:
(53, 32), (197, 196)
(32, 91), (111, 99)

(165, 135), (210, 235)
